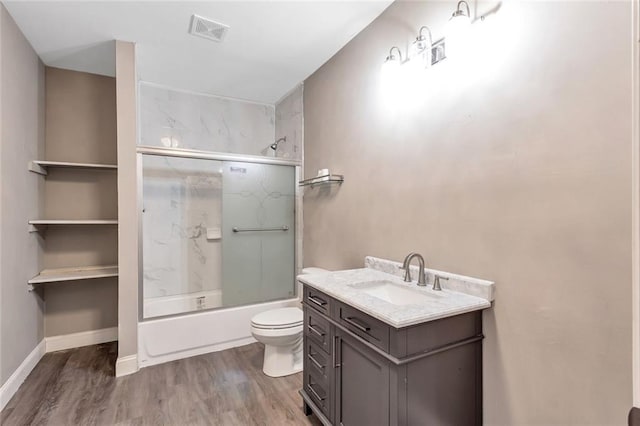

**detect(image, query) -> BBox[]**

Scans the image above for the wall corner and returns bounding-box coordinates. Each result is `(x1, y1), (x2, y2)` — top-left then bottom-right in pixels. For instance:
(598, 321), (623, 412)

(115, 40), (139, 365)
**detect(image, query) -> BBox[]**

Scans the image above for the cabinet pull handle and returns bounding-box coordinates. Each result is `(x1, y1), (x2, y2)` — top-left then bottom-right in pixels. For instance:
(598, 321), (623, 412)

(308, 324), (325, 337)
(344, 316), (371, 332)
(308, 384), (325, 401)
(308, 295), (327, 307)
(333, 336), (341, 368)
(308, 353), (324, 370)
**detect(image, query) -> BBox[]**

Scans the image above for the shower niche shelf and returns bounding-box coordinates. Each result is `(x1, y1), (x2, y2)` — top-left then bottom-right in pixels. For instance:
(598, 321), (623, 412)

(28, 265), (118, 291)
(298, 174), (344, 187)
(28, 160), (117, 176)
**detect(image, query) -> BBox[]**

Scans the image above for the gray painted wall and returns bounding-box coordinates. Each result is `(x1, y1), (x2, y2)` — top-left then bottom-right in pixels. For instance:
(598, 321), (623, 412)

(0, 4), (45, 385)
(43, 67), (118, 337)
(303, 1), (632, 424)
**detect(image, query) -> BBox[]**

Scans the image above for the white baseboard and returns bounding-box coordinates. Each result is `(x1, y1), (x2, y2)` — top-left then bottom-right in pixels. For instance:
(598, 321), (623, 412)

(115, 355), (138, 377)
(45, 327), (118, 353)
(0, 340), (45, 412)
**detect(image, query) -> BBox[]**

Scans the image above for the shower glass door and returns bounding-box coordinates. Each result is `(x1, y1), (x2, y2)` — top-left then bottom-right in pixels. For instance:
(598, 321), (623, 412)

(142, 155), (223, 319)
(141, 152), (296, 319)
(221, 162), (296, 306)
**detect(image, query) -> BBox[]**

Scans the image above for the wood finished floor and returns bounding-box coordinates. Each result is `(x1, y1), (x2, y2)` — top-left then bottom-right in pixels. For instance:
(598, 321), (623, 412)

(1, 342), (323, 426)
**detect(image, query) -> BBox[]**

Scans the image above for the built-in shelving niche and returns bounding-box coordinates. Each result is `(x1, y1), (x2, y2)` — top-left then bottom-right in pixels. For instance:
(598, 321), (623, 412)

(28, 160), (119, 291)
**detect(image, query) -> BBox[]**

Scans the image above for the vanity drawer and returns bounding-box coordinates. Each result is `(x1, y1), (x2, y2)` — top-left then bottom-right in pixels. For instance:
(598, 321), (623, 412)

(304, 367), (332, 420)
(334, 300), (390, 352)
(304, 306), (332, 354)
(303, 286), (332, 316)
(305, 339), (332, 387)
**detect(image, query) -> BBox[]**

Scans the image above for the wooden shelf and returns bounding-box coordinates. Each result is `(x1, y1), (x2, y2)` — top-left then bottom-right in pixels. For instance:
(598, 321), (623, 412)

(28, 265), (118, 290)
(28, 160), (117, 176)
(29, 219), (118, 225)
(28, 219), (118, 233)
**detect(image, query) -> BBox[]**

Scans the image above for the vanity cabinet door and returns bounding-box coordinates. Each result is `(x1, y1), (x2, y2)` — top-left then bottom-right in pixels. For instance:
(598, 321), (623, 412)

(335, 329), (390, 426)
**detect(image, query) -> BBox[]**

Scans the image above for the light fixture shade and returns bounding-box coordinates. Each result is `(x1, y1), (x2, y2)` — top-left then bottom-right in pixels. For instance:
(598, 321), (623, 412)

(408, 26), (433, 69)
(446, 1), (472, 59)
(381, 55), (402, 87)
(381, 46), (402, 82)
(447, 13), (471, 38)
(380, 46), (406, 108)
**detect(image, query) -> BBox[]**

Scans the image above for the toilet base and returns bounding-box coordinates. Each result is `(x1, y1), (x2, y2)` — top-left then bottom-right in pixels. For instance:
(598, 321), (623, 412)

(262, 340), (303, 377)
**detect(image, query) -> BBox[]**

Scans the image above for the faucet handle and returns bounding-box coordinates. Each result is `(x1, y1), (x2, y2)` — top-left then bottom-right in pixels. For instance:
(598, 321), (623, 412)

(433, 275), (449, 291)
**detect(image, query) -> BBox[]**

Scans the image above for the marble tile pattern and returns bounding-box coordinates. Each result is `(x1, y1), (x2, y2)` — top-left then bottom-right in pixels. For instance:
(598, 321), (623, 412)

(142, 155), (223, 300)
(274, 85), (303, 160)
(139, 83), (276, 156)
(298, 257), (495, 328)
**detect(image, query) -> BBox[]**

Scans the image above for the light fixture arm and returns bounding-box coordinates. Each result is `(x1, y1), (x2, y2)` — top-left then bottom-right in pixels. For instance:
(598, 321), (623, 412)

(418, 26), (433, 47)
(387, 46), (403, 62)
(454, 0), (471, 18)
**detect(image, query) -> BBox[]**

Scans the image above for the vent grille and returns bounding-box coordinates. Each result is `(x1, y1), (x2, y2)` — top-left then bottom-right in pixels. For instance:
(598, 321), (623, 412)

(189, 15), (229, 42)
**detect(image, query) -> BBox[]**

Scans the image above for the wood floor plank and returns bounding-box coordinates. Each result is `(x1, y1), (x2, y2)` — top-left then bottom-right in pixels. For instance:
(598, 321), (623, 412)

(1, 349), (73, 426)
(1, 342), (322, 426)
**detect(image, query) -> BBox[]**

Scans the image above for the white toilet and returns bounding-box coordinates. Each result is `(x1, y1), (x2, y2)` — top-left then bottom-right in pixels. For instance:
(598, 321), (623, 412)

(251, 267), (329, 377)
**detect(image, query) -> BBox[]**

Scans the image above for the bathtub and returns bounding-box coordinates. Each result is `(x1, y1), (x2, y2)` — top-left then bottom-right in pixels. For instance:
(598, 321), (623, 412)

(143, 290), (223, 318)
(138, 297), (300, 368)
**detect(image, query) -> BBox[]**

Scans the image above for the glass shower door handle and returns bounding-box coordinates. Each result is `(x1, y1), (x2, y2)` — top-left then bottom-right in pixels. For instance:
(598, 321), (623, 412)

(232, 226), (289, 233)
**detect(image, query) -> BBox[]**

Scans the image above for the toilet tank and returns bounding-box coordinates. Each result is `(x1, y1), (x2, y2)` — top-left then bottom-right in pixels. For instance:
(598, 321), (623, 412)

(302, 267), (329, 275)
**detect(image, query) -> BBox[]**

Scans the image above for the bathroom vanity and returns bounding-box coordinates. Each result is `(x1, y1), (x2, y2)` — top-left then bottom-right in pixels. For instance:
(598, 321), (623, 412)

(298, 257), (495, 426)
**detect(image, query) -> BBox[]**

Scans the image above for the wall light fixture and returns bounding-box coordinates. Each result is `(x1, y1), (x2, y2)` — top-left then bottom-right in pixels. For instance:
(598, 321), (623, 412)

(449, 0), (471, 26)
(409, 26), (433, 69)
(381, 46), (403, 84)
(446, 0), (472, 56)
(382, 46), (403, 70)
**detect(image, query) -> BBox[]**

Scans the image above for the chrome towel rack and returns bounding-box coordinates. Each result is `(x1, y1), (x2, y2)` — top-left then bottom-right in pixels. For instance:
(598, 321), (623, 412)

(232, 226), (289, 233)
(298, 174), (344, 187)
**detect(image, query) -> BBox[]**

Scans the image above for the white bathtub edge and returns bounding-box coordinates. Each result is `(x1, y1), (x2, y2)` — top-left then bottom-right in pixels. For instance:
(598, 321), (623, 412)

(138, 298), (299, 368)
(138, 336), (257, 368)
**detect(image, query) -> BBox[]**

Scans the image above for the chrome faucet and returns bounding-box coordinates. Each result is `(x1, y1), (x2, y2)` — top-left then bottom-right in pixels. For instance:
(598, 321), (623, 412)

(401, 253), (427, 286)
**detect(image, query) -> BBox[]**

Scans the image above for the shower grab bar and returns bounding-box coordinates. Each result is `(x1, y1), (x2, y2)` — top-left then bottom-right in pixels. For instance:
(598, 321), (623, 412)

(232, 226), (289, 233)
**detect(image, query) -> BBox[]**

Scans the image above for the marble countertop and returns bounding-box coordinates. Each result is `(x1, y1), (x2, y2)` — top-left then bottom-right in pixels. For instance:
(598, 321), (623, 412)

(297, 257), (495, 328)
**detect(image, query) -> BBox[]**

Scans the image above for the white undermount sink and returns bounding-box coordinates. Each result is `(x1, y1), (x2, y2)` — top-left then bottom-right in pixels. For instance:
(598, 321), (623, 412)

(348, 280), (443, 306)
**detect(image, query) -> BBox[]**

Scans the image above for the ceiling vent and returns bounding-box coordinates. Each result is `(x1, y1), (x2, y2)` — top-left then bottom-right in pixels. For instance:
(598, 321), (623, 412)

(189, 15), (229, 42)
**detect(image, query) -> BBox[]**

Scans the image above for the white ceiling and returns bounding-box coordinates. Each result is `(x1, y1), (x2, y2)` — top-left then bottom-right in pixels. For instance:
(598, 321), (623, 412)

(3, 1), (393, 104)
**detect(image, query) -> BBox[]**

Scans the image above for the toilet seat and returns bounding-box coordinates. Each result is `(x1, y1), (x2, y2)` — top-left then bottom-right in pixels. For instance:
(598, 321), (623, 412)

(251, 307), (303, 329)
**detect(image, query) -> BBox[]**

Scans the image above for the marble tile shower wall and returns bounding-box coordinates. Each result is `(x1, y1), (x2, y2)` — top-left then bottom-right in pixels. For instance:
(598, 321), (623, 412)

(274, 85), (303, 160)
(139, 83), (303, 303)
(139, 83), (276, 155)
(142, 155), (222, 299)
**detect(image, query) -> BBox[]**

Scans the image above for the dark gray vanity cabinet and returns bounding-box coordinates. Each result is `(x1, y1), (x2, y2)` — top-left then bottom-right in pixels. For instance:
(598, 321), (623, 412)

(301, 284), (484, 426)
(334, 329), (390, 426)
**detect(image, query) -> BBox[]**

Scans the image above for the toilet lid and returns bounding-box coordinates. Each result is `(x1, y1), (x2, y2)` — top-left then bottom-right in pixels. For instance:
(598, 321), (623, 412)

(251, 307), (303, 329)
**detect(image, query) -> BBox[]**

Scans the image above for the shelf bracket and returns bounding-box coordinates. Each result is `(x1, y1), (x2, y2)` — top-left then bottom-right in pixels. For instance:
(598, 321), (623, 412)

(28, 161), (47, 176)
(27, 283), (35, 292)
(28, 224), (46, 234)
